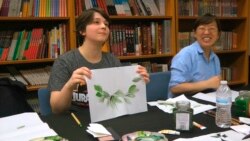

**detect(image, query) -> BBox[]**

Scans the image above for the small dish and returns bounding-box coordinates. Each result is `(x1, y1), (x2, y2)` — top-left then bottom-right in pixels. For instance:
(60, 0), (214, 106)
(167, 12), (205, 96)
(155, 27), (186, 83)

(121, 131), (168, 141)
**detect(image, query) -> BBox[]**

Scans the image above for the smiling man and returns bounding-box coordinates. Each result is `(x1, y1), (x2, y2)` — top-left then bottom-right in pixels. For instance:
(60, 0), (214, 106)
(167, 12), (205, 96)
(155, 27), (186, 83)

(169, 13), (222, 98)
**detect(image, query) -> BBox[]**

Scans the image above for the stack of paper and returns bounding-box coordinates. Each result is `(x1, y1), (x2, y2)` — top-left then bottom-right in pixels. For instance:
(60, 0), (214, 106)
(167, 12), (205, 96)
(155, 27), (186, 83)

(192, 90), (239, 103)
(86, 123), (111, 138)
(148, 94), (216, 115)
(0, 112), (57, 141)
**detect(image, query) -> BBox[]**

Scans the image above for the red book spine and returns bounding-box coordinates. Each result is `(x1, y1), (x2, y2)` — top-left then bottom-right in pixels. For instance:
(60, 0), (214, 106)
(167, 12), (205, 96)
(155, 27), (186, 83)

(1, 48), (9, 61)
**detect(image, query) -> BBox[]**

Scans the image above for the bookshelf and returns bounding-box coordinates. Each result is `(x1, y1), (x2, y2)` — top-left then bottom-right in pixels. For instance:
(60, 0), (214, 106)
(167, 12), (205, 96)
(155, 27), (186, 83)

(176, 0), (249, 86)
(74, 0), (176, 73)
(0, 0), (249, 92)
(0, 0), (75, 91)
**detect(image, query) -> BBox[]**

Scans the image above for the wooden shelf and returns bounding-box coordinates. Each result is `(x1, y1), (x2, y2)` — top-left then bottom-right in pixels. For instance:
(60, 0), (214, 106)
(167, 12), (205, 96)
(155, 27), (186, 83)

(118, 54), (174, 60)
(0, 17), (70, 21)
(215, 49), (247, 54)
(27, 85), (48, 92)
(0, 59), (55, 65)
(228, 80), (247, 86)
(110, 16), (172, 20)
(178, 16), (247, 20)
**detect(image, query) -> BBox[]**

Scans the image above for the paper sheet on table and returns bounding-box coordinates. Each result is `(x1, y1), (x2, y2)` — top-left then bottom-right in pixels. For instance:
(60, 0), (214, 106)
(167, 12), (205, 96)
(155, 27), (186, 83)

(240, 117), (250, 125)
(147, 95), (215, 115)
(231, 124), (250, 135)
(86, 66), (147, 122)
(192, 90), (239, 103)
(86, 123), (111, 138)
(0, 112), (57, 141)
(174, 130), (244, 141)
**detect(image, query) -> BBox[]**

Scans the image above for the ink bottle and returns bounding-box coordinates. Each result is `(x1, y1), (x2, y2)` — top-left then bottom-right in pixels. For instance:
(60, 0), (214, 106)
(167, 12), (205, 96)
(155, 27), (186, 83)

(173, 100), (193, 131)
(235, 90), (250, 117)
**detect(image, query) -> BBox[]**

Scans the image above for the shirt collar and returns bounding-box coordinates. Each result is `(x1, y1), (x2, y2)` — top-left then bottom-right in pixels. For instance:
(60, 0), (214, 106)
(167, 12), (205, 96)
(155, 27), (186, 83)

(194, 41), (216, 61)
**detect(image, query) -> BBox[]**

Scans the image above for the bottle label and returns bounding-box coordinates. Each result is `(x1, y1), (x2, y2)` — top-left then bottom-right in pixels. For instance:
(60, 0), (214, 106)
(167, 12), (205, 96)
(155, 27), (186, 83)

(216, 98), (230, 105)
(175, 113), (190, 130)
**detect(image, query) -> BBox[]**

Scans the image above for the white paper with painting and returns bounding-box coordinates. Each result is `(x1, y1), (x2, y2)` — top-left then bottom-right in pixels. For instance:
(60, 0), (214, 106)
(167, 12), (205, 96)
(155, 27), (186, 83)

(86, 66), (148, 122)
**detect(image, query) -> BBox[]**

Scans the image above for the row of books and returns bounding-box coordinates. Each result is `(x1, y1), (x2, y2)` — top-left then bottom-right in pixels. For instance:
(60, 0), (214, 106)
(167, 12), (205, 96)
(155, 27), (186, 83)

(177, 32), (195, 51)
(75, 0), (165, 16)
(221, 67), (233, 82)
(178, 31), (238, 51)
(19, 67), (50, 86)
(123, 61), (169, 73)
(1, 20), (171, 61)
(214, 32), (237, 51)
(0, 0), (67, 17)
(0, 24), (69, 61)
(109, 20), (171, 57)
(178, 0), (237, 17)
(3, 66), (51, 86)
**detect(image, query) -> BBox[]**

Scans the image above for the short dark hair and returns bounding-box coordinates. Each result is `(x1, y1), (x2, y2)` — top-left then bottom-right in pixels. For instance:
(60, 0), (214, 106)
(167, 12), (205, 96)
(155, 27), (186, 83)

(76, 8), (110, 45)
(193, 13), (221, 32)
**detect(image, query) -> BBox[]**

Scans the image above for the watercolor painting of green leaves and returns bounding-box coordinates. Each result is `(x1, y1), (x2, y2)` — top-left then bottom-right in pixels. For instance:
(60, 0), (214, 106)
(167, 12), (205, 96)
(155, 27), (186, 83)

(94, 76), (142, 108)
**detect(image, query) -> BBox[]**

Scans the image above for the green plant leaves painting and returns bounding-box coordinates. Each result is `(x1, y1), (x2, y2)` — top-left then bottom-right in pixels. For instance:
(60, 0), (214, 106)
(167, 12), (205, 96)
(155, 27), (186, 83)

(94, 77), (141, 108)
(86, 66), (148, 122)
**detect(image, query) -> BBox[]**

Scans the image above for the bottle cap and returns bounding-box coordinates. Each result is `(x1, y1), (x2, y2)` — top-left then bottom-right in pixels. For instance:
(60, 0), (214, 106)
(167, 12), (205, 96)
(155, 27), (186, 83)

(176, 100), (190, 110)
(220, 80), (228, 84)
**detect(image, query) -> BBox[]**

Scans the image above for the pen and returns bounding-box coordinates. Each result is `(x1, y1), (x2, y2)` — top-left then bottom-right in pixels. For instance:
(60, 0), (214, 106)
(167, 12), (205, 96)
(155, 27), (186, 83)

(193, 121), (206, 130)
(243, 133), (250, 140)
(158, 129), (180, 135)
(71, 112), (82, 127)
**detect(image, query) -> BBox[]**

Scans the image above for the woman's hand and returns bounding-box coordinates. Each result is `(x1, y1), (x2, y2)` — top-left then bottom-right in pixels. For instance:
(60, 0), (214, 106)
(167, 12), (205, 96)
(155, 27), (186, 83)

(66, 67), (92, 89)
(206, 75), (221, 90)
(136, 65), (150, 83)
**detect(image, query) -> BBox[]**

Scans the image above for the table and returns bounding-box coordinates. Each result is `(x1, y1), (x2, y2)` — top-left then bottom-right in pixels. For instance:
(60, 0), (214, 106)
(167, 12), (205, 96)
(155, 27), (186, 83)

(41, 98), (232, 141)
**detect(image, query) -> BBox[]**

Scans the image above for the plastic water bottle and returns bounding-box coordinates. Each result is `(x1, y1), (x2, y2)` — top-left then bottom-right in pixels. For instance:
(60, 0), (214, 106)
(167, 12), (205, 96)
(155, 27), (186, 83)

(216, 80), (232, 128)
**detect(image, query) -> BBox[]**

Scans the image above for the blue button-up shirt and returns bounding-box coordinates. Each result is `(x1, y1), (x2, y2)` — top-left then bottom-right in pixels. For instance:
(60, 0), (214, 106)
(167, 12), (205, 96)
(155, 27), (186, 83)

(168, 41), (221, 97)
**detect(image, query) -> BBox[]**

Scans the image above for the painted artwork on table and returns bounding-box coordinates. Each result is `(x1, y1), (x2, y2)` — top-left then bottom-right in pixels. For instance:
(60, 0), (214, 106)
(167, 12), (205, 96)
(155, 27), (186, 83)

(86, 65), (148, 122)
